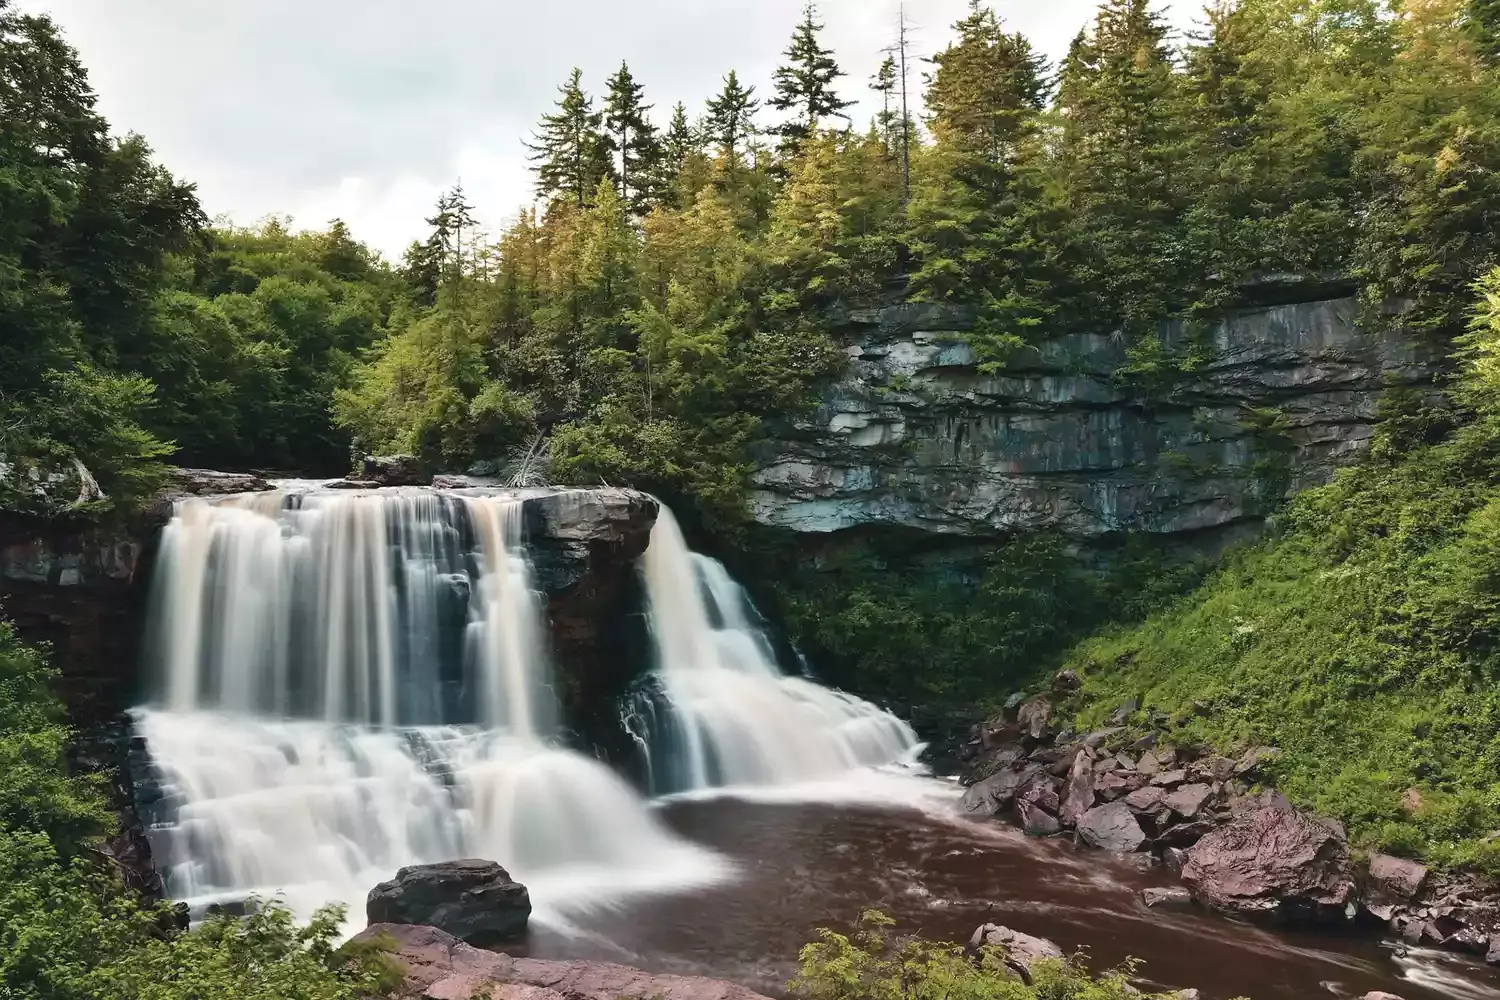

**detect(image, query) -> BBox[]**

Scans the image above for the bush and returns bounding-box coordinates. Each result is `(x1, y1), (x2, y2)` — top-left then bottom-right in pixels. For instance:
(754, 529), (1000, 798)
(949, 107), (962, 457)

(789, 911), (1214, 1000)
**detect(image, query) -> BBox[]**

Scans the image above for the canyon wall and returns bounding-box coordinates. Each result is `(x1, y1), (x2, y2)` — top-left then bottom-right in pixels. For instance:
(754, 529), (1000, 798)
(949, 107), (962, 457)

(752, 295), (1438, 542)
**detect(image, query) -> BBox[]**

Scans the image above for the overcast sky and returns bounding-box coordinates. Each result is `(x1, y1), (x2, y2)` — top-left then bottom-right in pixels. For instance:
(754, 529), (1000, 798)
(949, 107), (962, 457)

(18, 0), (1194, 260)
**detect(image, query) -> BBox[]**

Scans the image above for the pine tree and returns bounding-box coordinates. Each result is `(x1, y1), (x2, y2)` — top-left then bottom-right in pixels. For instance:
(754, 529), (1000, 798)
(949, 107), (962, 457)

(925, 1), (1048, 165)
(603, 61), (664, 216)
(770, 3), (854, 158)
(662, 102), (698, 175)
(1468, 0), (1500, 64)
(527, 68), (611, 209)
(1053, 0), (1184, 333)
(703, 70), (760, 174)
(872, 55), (898, 156)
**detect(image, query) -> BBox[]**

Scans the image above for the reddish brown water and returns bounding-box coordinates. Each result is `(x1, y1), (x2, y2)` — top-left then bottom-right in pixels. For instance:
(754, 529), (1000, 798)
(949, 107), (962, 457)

(522, 778), (1500, 1000)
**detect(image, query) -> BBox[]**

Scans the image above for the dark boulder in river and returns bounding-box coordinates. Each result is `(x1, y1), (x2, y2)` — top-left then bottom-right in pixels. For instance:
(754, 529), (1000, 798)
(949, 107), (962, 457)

(1181, 793), (1354, 922)
(367, 860), (532, 946)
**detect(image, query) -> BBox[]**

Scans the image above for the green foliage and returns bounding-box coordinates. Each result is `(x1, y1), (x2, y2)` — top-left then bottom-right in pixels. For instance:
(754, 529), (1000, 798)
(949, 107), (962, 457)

(1061, 268), (1500, 871)
(769, 532), (1203, 710)
(789, 911), (1196, 1000)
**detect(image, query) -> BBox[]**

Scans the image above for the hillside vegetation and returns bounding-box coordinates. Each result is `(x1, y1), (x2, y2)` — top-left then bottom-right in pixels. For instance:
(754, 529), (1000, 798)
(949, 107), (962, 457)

(1064, 270), (1500, 871)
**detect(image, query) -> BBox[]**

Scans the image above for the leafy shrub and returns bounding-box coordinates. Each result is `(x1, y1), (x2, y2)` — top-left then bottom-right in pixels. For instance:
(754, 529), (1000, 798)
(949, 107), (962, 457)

(790, 911), (1209, 1000)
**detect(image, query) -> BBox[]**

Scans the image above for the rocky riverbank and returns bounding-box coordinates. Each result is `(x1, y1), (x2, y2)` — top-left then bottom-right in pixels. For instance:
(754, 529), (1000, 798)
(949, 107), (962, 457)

(955, 670), (1500, 966)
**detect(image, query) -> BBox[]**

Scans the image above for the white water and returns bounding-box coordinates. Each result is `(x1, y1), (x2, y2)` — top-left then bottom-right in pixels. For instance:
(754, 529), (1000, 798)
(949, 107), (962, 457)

(139, 489), (725, 925)
(633, 506), (919, 794)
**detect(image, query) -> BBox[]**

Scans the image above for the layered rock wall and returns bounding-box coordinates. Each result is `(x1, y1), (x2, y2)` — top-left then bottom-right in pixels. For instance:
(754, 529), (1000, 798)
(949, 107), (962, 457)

(753, 298), (1438, 539)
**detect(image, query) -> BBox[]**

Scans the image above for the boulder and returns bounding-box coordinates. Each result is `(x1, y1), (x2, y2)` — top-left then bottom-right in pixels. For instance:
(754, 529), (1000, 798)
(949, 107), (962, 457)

(354, 454), (425, 487)
(1019, 798), (1062, 836)
(1162, 783), (1214, 820)
(1124, 786), (1165, 813)
(367, 860), (531, 946)
(1082, 727), (1123, 749)
(355, 923), (770, 1000)
(1151, 769), (1188, 788)
(431, 475), (472, 490)
(1051, 669), (1081, 694)
(1157, 820), (1218, 848)
(1096, 772), (1147, 802)
(1362, 854), (1429, 921)
(1108, 698), (1140, 725)
(1060, 751), (1096, 827)
(1142, 886), (1194, 910)
(1018, 698), (1052, 740)
(1137, 751), (1162, 776)
(961, 765), (1036, 817)
(1077, 802), (1147, 853)
(1017, 776), (1060, 814)
(1181, 794), (1354, 921)
(169, 468), (272, 496)
(967, 923), (1064, 983)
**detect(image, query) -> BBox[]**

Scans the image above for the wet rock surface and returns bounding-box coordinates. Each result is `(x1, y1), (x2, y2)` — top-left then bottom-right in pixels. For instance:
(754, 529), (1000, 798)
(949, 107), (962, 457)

(952, 672), (1500, 965)
(367, 860), (532, 947)
(356, 923), (772, 1000)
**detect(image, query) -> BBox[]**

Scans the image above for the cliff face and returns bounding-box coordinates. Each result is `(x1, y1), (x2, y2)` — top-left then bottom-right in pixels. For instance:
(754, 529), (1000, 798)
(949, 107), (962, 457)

(752, 297), (1438, 540)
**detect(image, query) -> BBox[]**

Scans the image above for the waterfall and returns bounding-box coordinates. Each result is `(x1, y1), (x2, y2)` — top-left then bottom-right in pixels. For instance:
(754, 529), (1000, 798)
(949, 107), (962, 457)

(138, 488), (724, 924)
(633, 506), (919, 794)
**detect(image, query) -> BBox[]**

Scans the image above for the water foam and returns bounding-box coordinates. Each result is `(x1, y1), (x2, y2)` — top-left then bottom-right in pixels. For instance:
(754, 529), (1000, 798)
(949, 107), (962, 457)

(630, 506), (920, 795)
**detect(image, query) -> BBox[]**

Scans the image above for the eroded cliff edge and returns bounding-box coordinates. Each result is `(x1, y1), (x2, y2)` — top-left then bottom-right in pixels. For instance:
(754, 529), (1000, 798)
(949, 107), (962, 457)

(753, 295), (1438, 540)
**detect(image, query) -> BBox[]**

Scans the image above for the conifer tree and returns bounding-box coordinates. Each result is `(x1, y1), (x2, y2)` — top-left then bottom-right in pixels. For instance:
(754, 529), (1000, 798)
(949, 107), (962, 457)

(1469, 0), (1500, 63)
(925, 0), (1048, 164)
(662, 102), (698, 177)
(770, 3), (854, 158)
(527, 68), (611, 209)
(872, 55), (898, 156)
(603, 61), (664, 216)
(703, 70), (761, 174)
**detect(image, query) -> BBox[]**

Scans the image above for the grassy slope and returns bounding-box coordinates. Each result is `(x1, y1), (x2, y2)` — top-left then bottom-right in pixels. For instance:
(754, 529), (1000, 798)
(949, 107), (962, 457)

(1063, 414), (1500, 871)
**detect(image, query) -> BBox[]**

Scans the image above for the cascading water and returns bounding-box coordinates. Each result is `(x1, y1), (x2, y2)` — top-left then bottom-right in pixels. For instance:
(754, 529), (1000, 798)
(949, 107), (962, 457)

(137, 487), (724, 923)
(630, 506), (919, 794)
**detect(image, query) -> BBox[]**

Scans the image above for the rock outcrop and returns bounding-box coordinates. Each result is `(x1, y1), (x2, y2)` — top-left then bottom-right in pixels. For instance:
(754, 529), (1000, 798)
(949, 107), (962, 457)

(753, 297), (1437, 540)
(367, 860), (531, 946)
(955, 676), (1500, 963)
(354, 923), (771, 1000)
(966, 923), (1064, 983)
(1180, 793), (1355, 921)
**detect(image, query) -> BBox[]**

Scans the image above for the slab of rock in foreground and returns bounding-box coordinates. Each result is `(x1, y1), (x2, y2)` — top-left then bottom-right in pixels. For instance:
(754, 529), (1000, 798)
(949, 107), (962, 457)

(355, 923), (770, 1000)
(367, 860), (531, 947)
(967, 923), (1064, 983)
(1181, 793), (1354, 921)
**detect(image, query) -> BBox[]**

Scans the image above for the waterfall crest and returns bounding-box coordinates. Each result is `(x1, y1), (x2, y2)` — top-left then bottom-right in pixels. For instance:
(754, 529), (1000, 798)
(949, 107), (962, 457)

(632, 506), (919, 794)
(139, 488), (723, 923)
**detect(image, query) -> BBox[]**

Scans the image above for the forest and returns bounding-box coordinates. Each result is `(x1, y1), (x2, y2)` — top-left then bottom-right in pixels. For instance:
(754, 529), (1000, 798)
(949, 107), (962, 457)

(6, 0), (1500, 995)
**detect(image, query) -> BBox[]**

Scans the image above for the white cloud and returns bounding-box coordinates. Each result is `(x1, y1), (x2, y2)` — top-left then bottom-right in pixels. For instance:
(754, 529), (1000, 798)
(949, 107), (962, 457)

(16, 0), (1196, 259)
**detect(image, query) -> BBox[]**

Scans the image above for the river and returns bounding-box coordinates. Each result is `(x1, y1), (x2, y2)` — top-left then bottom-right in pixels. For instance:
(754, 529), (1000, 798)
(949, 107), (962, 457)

(520, 775), (1500, 1000)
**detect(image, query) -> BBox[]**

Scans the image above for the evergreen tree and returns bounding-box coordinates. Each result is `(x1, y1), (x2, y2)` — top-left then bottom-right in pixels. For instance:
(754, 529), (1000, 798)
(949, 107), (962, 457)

(925, 1), (1048, 164)
(603, 61), (665, 216)
(1053, 0), (1184, 333)
(871, 55), (899, 156)
(770, 3), (854, 157)
(527, 68), (611, 209)
(703, 70), (761, 174)
(1468, 0), (1500, 64)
